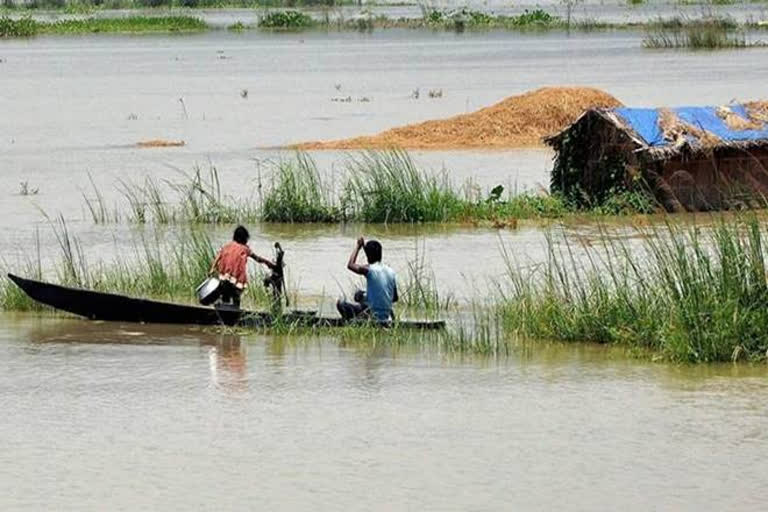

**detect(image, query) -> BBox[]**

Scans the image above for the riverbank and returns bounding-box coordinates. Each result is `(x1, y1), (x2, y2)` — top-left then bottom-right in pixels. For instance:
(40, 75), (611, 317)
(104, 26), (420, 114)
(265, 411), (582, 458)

(2, 9), (768, 42)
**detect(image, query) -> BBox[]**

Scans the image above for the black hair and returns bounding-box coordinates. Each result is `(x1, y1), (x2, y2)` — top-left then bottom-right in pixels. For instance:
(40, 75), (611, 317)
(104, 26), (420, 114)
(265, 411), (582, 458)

(363, 240), (382, 263)
(233, 225), (250, 245)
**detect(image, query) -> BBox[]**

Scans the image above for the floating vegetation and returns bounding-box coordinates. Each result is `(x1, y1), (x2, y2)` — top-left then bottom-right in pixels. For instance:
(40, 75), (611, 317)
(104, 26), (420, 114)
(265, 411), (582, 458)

(228, 21), (247, 31)
(500, 215), (768, 362)
(257, 10), (314, 29)
(40, 16), (207, 34)
(0, 16), (35, 37)
(0, 15), (207, 36)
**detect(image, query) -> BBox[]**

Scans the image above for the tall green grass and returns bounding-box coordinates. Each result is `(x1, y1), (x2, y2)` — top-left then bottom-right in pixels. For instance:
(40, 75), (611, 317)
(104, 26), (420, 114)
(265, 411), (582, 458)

(261, 154), (341, 223)
(0, 220), (271, 311)
(87, 151), (597, 226)
(39, 16), (207, 34)
(643, 18), (749, 49)
(343, 150), (463, 223)
(1, 15), (206, 37)
(0, 16), (36, 36)
(114, 167), (259, 224)
(257, 10), (313, 29)
(500, 216), (768, 362)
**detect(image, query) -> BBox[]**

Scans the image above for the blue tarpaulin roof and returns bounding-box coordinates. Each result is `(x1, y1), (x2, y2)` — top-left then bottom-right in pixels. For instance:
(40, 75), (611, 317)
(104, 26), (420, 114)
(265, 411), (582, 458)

(610, 106), (768, 148)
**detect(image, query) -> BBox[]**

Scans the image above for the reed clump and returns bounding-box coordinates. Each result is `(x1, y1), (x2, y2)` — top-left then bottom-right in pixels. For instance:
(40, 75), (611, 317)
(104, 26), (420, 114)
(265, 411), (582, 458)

(342, 150), (463, 223)
(114, 167), (259, 225)
(261, 154), (341, 223)
(86, 151), (655, 226)
(643, 18), (749, 49)
(500, 216), (768, 362)
(0, 221), (272, 311)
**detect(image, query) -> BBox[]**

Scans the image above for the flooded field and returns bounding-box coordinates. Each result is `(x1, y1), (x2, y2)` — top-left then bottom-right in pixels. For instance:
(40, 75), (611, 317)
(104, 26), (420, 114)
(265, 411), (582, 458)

(1, 316), (767, 510)
(3, 30), (768, 300)
(17, 2), (768, 26)
(3, 24), (768, 509)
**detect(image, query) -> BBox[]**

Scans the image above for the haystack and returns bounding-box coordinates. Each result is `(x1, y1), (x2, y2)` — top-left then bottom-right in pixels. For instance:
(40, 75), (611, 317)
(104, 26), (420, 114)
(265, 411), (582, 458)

(293, 87), (622, 150)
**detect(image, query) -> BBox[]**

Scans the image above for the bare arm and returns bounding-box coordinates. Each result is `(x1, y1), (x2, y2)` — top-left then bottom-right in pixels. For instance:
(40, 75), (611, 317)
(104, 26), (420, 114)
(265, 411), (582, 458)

(250, 253), (277, 271)
(347, 237), (368, 276)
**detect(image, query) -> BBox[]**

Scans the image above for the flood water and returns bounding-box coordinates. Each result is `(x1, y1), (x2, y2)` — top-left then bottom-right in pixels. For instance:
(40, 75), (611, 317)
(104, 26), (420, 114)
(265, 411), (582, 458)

(3, 27), (768, 510)
(1, 316), (767, 510)
(3, 29), (768, 300)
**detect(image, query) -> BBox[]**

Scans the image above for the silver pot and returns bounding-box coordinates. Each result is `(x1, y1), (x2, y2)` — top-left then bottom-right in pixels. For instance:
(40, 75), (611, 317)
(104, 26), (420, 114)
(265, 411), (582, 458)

(196, 277), (222, 306)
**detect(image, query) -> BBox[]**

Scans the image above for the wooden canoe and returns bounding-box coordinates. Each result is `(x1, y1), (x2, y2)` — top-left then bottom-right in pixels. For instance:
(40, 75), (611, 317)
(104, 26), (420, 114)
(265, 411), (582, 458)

(7, 274), (445, 330)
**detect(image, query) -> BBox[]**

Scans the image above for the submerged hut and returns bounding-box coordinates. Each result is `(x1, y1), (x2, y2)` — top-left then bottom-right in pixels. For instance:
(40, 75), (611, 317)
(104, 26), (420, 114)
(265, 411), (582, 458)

(546, 103), (768, 211)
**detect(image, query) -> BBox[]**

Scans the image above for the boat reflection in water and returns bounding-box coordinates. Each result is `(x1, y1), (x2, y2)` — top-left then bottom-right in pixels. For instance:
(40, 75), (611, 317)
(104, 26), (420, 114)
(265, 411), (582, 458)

(24, 318), (250, 391)
(207, 334), (248, 393)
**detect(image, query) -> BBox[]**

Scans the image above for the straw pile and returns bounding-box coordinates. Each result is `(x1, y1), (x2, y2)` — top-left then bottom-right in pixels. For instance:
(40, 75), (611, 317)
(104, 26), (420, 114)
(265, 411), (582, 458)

(716, 106), (763, 131)
(293, 86), (622, 150)
(745, 101), (768, 124)
(136, 139), (186, 148)
(658, 108), (721, 149)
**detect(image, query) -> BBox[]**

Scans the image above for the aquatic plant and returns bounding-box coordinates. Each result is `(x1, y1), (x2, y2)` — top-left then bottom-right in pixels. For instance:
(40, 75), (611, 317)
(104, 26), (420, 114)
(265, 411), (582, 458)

(0, 222), (272, 311)
(400, 242), (454, 316)
(260, 154), (341, 223)
(499, 215), (768, 362)
(82, 150), (658, 226)
(643, 17), (749, 49)
(258, 10), (314, 29)
(510, 9), (558, 27)
(0, 16), (36, 37)
(38, 16), (208, 33)
(342, 150), (464, 223)
(228, 21), (247, 30)
(114, 166), (259, 225)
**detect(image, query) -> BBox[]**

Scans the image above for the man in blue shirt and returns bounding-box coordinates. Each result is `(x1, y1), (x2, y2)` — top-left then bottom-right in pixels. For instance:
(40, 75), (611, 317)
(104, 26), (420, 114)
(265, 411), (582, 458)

(337, 237), (398, 324)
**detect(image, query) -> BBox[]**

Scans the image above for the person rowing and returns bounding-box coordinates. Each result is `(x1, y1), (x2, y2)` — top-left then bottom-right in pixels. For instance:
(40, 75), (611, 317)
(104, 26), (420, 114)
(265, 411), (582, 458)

(336, 236), (398, 325)
(210, 225), (276, 308)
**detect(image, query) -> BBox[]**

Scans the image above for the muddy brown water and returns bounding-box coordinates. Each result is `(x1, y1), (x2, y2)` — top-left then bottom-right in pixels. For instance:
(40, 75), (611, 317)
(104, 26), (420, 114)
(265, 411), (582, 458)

(1, 316), (767, 510)
(2, 30), (768, 510)
(3, 30), (768, 301)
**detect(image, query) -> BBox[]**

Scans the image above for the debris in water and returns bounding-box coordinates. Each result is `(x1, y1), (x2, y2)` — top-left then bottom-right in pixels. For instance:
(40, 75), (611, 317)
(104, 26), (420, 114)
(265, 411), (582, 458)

(293, 86), (622, 150)
(136, 139), (186, 148)
(241, 89), (248, 99)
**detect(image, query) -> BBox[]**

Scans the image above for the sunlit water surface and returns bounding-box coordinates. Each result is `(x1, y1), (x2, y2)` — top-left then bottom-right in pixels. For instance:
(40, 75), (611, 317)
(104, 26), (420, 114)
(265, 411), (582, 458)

(1, 316), (767, 511)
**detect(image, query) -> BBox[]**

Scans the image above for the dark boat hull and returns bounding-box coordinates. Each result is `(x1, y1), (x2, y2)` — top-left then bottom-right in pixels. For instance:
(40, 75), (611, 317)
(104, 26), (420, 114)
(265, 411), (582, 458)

(7, 274), (445, 330)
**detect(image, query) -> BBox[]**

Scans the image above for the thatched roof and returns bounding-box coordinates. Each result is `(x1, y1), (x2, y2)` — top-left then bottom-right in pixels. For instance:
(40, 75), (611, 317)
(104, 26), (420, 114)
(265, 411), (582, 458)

(546, 103), (768, 160)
